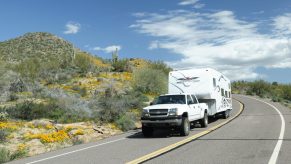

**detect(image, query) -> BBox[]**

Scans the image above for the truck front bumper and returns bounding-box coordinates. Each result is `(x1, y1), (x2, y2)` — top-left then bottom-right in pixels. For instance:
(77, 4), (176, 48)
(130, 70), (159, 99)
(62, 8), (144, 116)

(141, 115), (182, 127)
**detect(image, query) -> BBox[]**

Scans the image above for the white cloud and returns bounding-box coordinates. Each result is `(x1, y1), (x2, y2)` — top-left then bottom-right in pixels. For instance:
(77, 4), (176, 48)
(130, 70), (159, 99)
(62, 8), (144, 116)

(131, 10), (291, 81)
(64, 22), (81, 34)
(178, 0), (205, 9)
(93, 45), (122, 53)
(273, 13), (291, 35)
(179, 0), (199, 6)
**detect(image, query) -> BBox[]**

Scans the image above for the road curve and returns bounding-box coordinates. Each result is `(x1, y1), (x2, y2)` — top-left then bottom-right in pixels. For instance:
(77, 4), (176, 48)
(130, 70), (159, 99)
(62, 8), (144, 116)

(145, 95), (291, 164)
(8, 95), (291, 164)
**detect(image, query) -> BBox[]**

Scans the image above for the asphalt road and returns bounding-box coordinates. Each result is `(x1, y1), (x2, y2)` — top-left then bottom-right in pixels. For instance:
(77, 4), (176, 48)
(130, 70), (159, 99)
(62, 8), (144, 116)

(8, 95), (291, 164)
(145, 95), (291, 164)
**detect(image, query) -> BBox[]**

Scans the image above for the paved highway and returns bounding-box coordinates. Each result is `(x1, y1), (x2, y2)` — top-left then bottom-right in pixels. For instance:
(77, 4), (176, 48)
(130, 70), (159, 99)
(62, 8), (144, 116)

(145, 95), (291, 164)
(9, 95), (291, 164)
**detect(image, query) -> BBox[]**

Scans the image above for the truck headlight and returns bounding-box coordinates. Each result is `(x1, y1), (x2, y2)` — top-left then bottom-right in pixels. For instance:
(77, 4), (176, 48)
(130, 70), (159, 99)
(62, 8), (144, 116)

(169, 108), (178, 116)
(142, 109), (150, 117)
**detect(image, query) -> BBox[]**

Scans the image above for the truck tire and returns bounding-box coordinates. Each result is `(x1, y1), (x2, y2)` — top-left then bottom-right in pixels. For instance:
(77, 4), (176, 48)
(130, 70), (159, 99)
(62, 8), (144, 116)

(142, 126), (153, 137)
(180, 117), (190, 136)
(200, 112), (208, 128)
(222, 109), (230, 119)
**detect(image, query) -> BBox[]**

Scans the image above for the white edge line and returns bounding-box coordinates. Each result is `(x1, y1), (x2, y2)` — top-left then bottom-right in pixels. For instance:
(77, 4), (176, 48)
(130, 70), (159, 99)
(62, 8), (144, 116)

(244, 96), (285, 164)
(26, 138), (126, 164)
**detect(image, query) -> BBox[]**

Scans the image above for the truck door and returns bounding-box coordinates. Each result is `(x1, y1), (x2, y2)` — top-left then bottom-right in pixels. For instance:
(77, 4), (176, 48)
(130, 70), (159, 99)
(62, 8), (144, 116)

(191, 95), (201, 120)
(187, 95), (200, 121)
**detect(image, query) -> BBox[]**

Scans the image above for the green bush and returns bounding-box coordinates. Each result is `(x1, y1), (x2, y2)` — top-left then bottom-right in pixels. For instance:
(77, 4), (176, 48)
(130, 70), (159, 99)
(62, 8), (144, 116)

(0, 111), (9, 122)
(10, 148), (27, 161)
(6, 100), (90, 123)
(9, 93), (19, 101)
(115, 113), (136, 131)
(72, 86), (87, 97)
(95, 90), (147, 123)
(0, 129), (9, 143)
(272, 96), (282, 102)
(6, 100), (64, 121)
(232, 80), (291, 104)
(112, 59), (131, 72)
(15, 58), (41, 80)
(0, 147), (10, 163)
(74, 52), (96, 73)
(148, 61), (172, 75)
(132, 68), (167, 95)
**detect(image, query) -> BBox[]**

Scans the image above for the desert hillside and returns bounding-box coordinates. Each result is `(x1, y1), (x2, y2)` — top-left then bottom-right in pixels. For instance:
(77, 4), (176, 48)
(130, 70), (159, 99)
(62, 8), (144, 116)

(0, 32), (171, 162)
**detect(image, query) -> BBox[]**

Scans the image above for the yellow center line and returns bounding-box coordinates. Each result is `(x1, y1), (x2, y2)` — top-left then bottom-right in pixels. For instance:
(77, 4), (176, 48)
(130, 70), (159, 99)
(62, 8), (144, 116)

(126, 98), (244, 164)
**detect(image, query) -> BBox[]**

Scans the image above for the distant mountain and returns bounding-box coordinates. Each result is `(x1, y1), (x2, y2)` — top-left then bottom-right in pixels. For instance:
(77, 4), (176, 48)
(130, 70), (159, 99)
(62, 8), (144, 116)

(0, 32), (74, 64)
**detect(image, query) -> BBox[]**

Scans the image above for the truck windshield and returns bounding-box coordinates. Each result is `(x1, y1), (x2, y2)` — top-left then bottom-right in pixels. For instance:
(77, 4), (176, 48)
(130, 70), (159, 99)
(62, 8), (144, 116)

(156, 95), (186, 104)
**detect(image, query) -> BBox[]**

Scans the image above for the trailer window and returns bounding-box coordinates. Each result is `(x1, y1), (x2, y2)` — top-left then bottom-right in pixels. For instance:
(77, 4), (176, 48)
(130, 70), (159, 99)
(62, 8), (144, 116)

(213, 78), (216, 87)
(225, 91), (228, 98)
(221, 88), (224, 96)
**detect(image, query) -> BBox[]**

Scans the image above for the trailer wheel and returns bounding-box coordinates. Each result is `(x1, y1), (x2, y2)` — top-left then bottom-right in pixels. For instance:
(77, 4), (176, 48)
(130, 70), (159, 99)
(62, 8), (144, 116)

(142, 126), (153, 137)
(200, 112), (208, 128)
(222, 109), (230, 119)
(180, 117), (190, 136)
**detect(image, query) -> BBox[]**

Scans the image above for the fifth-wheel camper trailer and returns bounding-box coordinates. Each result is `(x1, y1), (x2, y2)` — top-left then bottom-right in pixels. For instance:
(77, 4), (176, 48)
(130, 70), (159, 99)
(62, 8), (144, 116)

(168, 68), (232, 118)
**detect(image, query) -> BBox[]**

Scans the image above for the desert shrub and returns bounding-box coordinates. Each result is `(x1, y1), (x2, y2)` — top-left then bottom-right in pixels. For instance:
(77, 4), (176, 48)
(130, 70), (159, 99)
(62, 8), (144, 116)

(232, 81), (291, 104)
(7, 101), (48, 120)
(148, 61), (172, 75)
(9, 144), (27, 160)
(6, 100), (65, 121)
(74, 52), (96, 73)
(115, 113), (136, 131)
(272, 96), (282, 102)
(96, 96), (126, 123)
(112, 59), (131, 72)
(0, 129), (9, 143)
(9, 79), (27, 93)
(0, 71), (20, 102)
(6, 99), (89, 123)
(15, 58), (41, 80)
(0, 111), (9, 122)
(281, 85), (291, 101)
(95, 90), (147, 123)
(132, 68), (167, 95)
(0, 147), (10, 163)
(9, 93), (18, 101)
(72, 137), (84, 145)
(72, 85), (87, 97)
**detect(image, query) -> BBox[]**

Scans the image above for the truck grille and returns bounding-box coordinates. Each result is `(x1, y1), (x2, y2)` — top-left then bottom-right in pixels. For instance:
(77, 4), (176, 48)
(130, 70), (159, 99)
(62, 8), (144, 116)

(149, 109), (168, 116)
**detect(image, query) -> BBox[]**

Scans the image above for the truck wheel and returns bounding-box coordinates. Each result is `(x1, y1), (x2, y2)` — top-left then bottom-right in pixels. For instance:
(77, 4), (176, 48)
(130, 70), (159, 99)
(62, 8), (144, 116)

(142, 126), (153, 137)
(200, 112), (208, 128)
(222, 109), (230, 119)
(180, 117), (190, 136)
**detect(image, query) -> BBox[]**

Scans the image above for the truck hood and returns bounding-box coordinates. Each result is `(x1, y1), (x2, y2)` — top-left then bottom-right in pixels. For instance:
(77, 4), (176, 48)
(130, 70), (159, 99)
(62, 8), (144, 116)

(144, 104), (186, 110)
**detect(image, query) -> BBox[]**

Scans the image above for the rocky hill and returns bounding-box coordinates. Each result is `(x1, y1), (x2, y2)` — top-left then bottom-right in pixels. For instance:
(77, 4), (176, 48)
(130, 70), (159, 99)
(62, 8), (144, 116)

(0, 32), (171, 162)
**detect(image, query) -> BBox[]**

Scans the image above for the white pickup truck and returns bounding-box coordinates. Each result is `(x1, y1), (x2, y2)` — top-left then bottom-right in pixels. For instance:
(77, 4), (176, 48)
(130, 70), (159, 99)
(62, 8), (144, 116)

(141, 93), (209, 137)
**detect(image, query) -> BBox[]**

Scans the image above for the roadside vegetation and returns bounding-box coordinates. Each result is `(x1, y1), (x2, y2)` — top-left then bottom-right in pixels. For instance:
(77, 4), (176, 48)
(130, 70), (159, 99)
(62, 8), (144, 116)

(0, 32), (171, 162)
(232, 80), (291, 108)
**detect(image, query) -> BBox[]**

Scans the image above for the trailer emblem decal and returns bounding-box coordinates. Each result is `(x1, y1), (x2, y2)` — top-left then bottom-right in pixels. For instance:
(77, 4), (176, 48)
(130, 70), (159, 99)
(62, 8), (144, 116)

(177, 77), (200, 87)
(177, 77), (199, 81)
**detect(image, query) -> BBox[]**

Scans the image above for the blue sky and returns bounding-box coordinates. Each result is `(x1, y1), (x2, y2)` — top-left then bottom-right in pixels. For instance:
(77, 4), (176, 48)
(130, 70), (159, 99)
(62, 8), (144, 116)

(1, 0), (291, 83)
